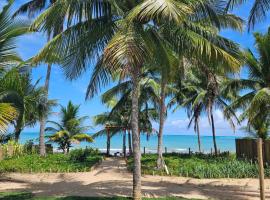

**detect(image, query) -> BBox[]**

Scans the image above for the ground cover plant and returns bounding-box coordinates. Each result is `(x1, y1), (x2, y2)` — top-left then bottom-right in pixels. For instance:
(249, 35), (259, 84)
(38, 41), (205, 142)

(0, 148), (102, 173)
(127, 153), (270, 179)
(0, 192), (200, 200)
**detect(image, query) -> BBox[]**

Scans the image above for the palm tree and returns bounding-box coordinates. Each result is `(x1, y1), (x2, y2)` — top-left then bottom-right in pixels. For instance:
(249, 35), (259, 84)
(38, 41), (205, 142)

(0, 69), (49, 141)
(46, 101), (93, 153)
(94, 78), (159, 157)
(226, 0), (270, 30)
(0, 0), (30, 134)
(24, 1), (243, 199)
(170, 63), (240, 155)
(15, 0), (66, 156)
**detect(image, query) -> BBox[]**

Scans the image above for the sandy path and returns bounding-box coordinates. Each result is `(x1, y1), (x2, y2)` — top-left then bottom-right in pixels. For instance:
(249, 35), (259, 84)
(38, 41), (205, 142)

(0, 157), (269, 200)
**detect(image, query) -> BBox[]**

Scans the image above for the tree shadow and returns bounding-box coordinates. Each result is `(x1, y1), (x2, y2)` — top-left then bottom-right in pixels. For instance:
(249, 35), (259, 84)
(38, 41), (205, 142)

(1, 174), (269, 200)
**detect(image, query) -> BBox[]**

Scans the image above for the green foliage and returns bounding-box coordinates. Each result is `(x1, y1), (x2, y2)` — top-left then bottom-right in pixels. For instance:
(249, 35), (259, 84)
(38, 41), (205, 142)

(0, 192), (199, 200)
(69, 148), (100, 162)
(0, 150), (102, 173)
(46, 101), (93, 153)
(128, 153), (270, 179)
(1, 140), (24, 157)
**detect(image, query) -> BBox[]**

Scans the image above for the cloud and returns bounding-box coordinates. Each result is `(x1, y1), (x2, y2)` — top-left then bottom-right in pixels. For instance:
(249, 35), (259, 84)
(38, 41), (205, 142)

(165, 109), (246, 135)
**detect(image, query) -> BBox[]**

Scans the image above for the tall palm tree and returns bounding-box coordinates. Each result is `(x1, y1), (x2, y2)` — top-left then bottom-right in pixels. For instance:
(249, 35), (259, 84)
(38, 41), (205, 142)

(15, 0), (66, 156)
(46, 101), (93, 153)
(225, 28), (270, 200)
(24, 0), (243, 199)
(171, 64), (240, 155)
(226, 28), (270, 133)
(0, 69), (47, 141)
(0, 0), (29, 134)
(94, 77), (159, 156)
(226, 0), (270, 30)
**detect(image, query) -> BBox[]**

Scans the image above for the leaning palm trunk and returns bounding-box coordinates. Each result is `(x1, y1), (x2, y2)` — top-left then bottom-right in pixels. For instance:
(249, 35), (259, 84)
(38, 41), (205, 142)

(131, 70), (141, 200)
(210, 112), (218, 155)
(157, 81), (169, 174)
(39, 64), (52, 156)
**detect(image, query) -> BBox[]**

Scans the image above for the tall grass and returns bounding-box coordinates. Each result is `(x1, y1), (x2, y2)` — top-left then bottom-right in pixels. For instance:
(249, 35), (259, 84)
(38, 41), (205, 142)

(127, 153), (270, 178)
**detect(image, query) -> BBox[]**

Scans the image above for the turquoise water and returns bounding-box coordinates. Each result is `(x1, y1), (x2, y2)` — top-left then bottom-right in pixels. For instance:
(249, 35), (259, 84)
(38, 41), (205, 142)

(19, 132), (242, 153)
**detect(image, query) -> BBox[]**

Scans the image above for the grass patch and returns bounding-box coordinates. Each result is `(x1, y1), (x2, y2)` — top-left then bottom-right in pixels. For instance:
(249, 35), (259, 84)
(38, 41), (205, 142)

(0, 192), (199, 200)
(0, 149), (102, 173)
(128, 153), (270, 178)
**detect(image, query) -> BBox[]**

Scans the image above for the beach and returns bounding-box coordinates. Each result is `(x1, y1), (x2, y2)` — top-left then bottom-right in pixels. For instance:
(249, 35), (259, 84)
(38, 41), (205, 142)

(0, 157), (268, 200)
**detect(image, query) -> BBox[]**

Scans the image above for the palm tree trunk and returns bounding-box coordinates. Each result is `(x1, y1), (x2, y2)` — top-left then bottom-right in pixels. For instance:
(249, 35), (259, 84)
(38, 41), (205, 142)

(14, 126), (22, 143)
(210, 112), (218, 155)
(128, 129), (133, 155)
(123, 129), (126, 157)
(157, 80), (166, 170)
(106, 128), (110, 156)
(39, 64), (52, 156)
(131, 70), (141, 200)
(257, 138), (265, 200)
(196, 122), (201, 153)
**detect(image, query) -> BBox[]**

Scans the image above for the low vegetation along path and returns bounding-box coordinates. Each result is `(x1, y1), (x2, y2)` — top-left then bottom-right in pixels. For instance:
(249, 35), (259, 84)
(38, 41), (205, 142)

(0, 157), (269, 200)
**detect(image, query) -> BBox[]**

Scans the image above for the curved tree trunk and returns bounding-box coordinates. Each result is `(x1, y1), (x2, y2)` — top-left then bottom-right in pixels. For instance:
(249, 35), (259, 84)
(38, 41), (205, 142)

(131, 70), (141, 200)
(210, 112), (218, 155)
(128, 129), (132, 155)
(39, 64), (52, 156)
(123, 129), (126, 157)
(157, 80), (167, 173)
(196, 122), (201, 153)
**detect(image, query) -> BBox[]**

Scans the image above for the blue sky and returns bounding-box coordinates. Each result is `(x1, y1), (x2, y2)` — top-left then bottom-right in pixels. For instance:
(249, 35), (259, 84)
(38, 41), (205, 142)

(7, 0), (270, 136)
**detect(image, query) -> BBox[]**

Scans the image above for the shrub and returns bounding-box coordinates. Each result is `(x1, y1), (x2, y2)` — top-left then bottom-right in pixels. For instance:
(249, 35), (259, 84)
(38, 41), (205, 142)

(69, 148), (100, 162)
(128, 153), (270, 179)
(0, 149), (102, 173)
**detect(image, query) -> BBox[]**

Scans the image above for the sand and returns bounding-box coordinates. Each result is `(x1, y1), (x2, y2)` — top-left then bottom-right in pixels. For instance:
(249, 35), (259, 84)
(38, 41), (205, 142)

(0, 157), (269, 200)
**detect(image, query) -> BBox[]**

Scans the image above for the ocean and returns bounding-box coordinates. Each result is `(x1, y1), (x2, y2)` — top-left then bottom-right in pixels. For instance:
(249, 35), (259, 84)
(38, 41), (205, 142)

(19, 132), (242, 153)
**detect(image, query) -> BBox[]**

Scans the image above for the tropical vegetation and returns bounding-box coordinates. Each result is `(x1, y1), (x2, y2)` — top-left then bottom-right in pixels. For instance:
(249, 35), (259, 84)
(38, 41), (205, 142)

(0, 0), (269, 200)
(128, 153), (270, 179)
(46, 101), (93, 153)
(0, 147), (102, 173)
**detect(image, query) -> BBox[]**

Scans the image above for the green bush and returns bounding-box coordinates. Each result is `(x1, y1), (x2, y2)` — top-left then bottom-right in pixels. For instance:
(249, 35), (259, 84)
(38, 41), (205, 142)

(128, 153), (270, 179)
(0, 150), (102, 173)
(69, 148), (100, 162)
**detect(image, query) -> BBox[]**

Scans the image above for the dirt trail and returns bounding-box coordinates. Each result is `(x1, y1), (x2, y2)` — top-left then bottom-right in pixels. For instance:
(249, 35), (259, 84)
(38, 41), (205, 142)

(0, 157), (269, 200)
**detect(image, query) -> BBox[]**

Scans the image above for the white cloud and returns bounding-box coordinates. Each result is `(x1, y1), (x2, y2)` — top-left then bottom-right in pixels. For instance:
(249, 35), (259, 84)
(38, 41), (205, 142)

(166, 109), (246, 133)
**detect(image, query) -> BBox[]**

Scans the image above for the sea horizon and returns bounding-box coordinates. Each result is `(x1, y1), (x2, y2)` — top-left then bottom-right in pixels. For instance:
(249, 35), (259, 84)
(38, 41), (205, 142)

(17, 132), (245, 153)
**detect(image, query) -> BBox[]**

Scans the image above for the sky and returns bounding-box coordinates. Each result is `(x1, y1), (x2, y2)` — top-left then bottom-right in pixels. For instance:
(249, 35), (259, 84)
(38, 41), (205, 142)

(4, 0), (270, 136)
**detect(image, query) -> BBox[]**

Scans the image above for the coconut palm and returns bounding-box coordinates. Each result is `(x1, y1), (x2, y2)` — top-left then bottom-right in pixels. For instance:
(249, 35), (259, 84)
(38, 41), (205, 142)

(25, 0), (243, 199)
(94, 78), (159, 157)
(0, 69), (48, 141)
(226, 0), (270, 30)
(15, 0), (66, 156)
(170, 63), (240, 155)
(46, 101), (93, 153)
(225, 28), (270, 199)
(0, 0), (30, 133)
(226, 28), (270, 136)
